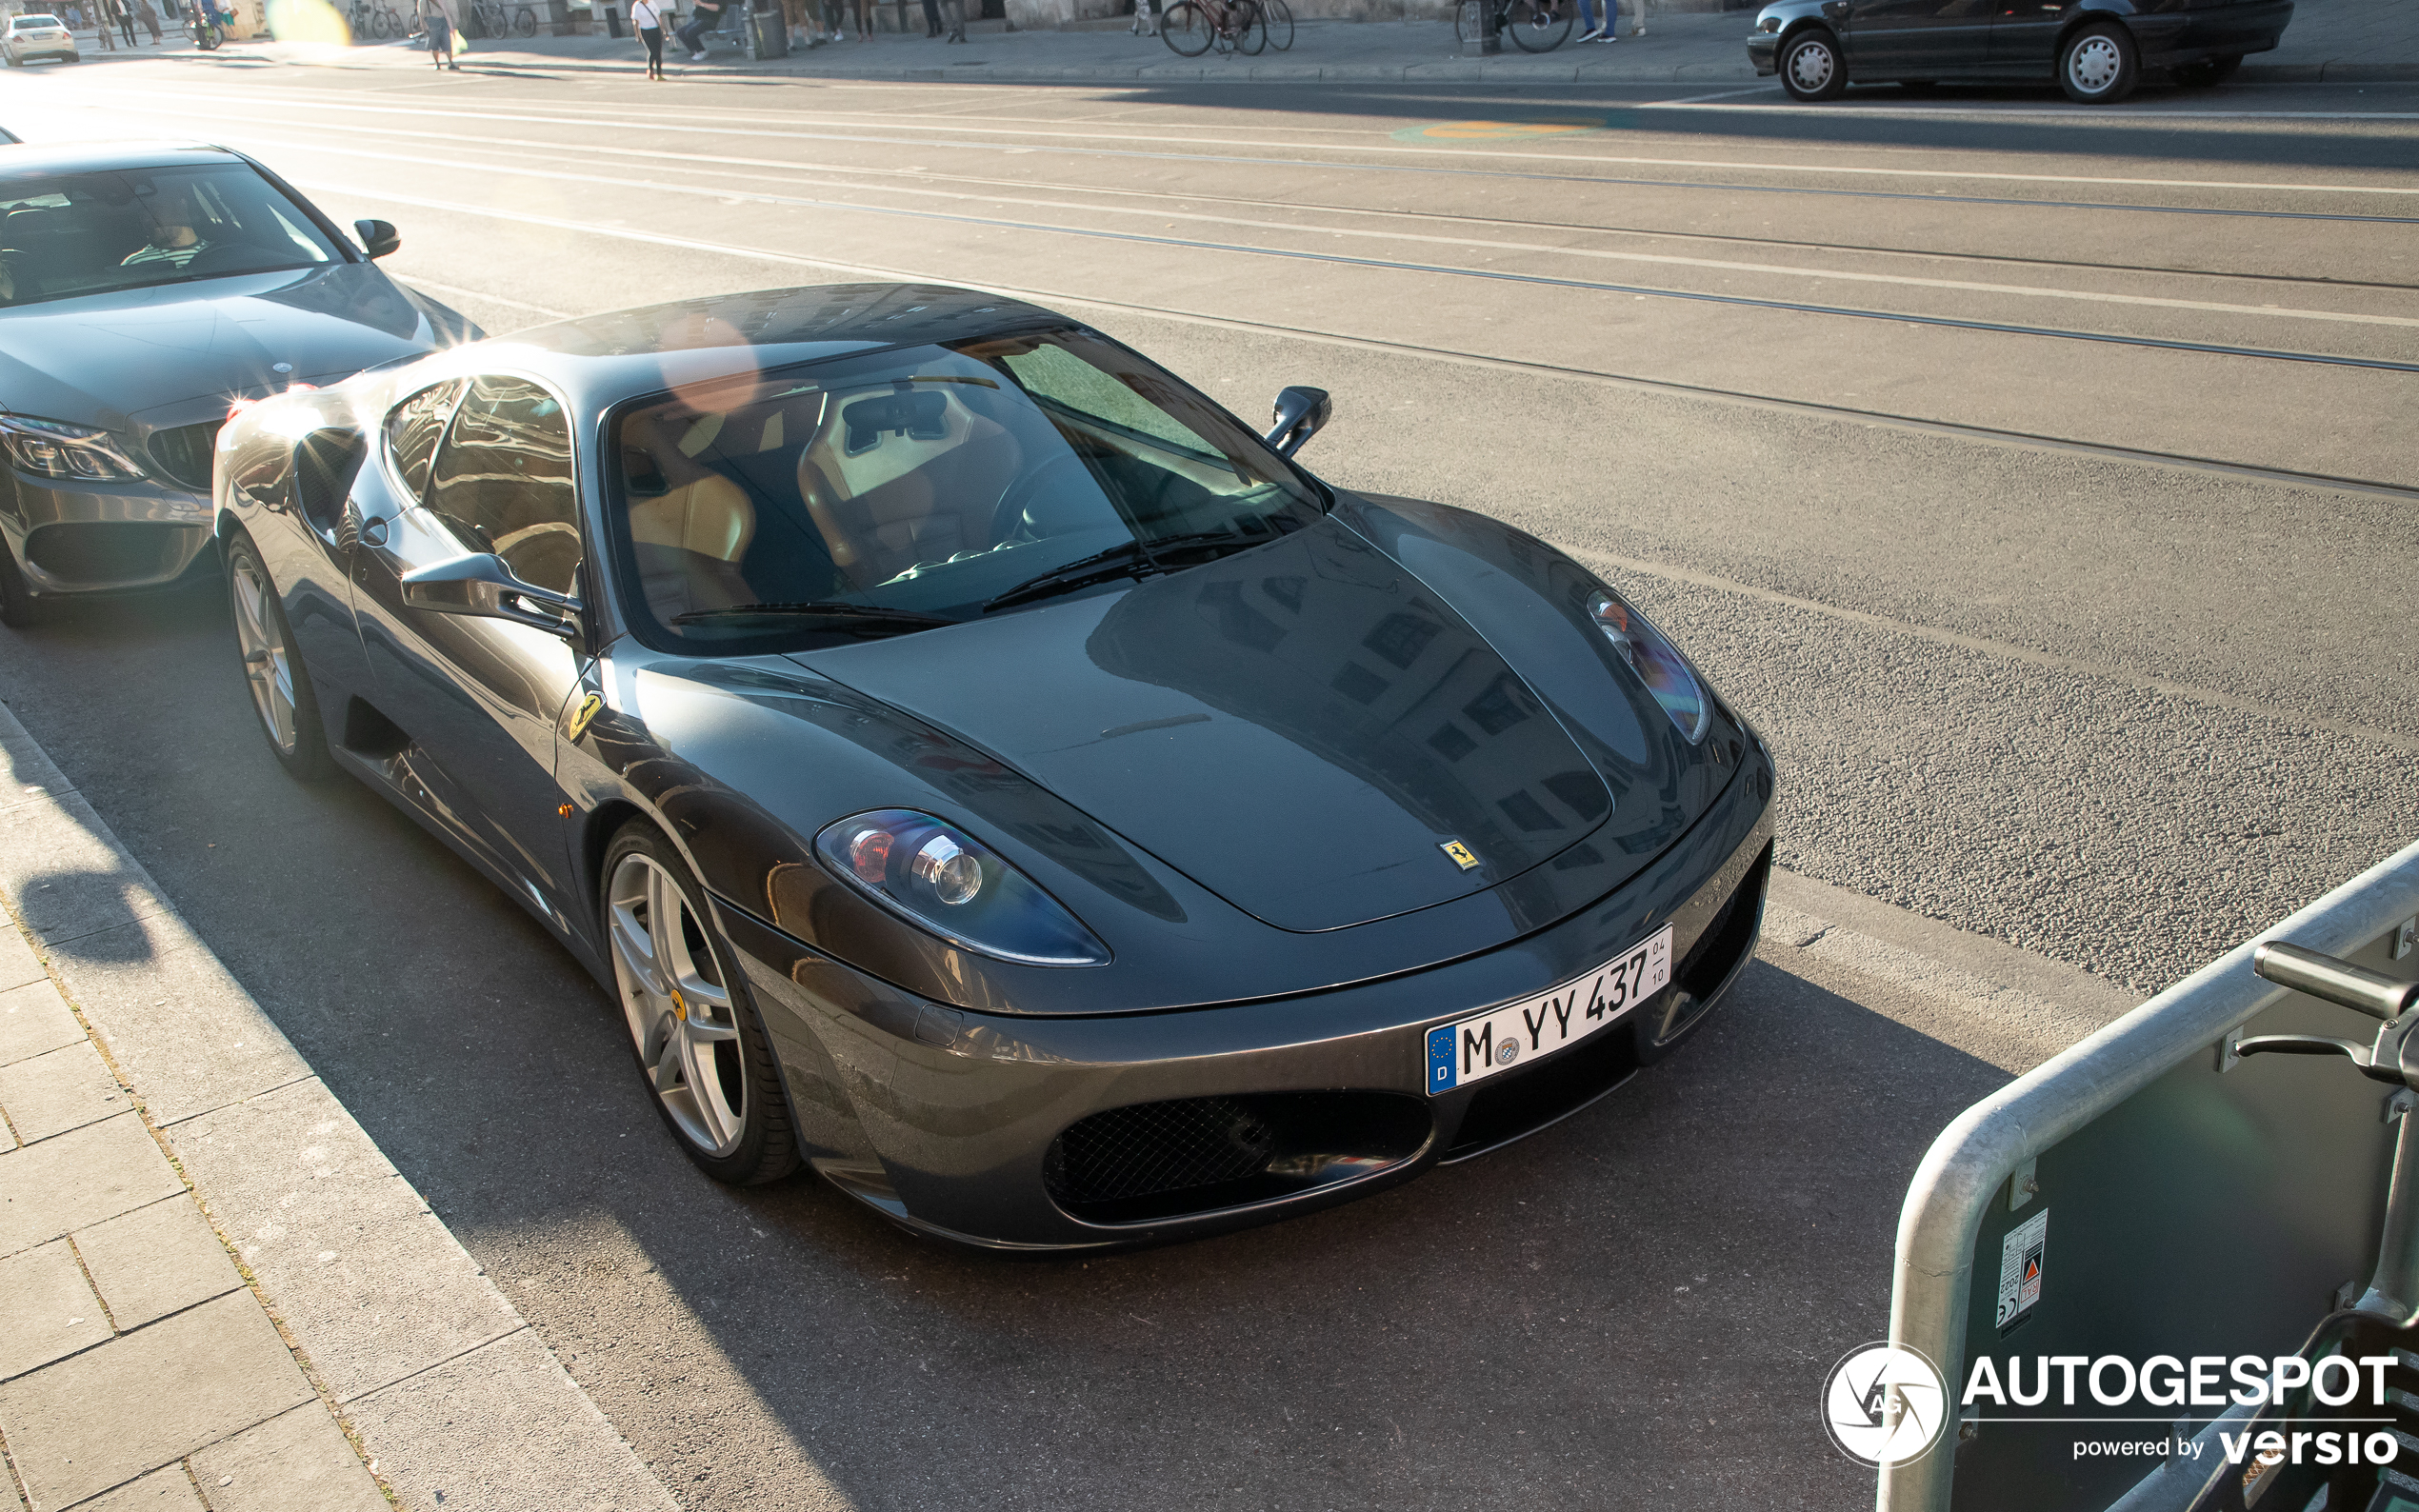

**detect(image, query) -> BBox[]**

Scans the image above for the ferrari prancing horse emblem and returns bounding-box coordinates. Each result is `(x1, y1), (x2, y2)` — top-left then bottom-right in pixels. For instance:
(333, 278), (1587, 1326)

(568, 693), (605, 742)
(1439, 840), (1480, 872)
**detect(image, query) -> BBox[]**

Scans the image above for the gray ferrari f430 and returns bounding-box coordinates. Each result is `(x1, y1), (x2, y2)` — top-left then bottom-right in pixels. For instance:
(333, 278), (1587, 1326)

(211, 284), (1777, 1250)
(0, 140), (477, 625)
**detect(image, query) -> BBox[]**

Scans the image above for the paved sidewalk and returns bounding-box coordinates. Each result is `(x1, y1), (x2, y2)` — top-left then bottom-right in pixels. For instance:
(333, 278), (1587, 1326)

(206, 0), (2419, 84)
(0, 705), (675, 1512)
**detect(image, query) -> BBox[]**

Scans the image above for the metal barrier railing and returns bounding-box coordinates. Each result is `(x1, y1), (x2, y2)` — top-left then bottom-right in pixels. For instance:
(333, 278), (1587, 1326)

(1879, 839), (2419, 1512)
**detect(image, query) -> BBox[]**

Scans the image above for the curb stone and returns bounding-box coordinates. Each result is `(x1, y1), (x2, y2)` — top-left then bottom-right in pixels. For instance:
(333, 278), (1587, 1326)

(0, 698), (678, 1512)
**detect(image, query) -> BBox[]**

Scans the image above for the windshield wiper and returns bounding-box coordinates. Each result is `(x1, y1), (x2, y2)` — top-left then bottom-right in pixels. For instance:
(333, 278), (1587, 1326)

(981, 530), (1267, 615)
(671, 601), (955, 633)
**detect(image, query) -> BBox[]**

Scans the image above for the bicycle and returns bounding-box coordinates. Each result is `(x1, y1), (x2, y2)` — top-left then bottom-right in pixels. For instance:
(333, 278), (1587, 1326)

(467, 0), (533, 36)
(347, 0), (390, 35)
(1453, 0), (1569, 52)
(1160, 0), (1260, 56)
(1258, 0), (1288, 50)
(2185, 944), (2419, 1512)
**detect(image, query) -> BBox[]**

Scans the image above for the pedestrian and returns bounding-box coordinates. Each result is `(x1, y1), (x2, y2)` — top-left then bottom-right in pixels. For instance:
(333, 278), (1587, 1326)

(674, 0), (718, 58)
(848, 0), (869, 34)
(1576, 0), (1614, 41)
(937, 0), (960, 39)
(136, 0), (160, 41)
(1130, 0), (1154, 36)
(92, 0), (119, 48)
(916, 0), (936, 35)
(630, 0), (665, 75)
(420, 0), (458, 67)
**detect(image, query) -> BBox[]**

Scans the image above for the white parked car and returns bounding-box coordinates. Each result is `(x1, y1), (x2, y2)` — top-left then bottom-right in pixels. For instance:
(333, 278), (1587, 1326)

(3, 13), (81, 65)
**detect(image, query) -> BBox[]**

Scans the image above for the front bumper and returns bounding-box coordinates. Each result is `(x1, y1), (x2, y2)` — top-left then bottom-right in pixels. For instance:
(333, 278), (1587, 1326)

(2, 474), (215, 596)
(718, 743), (1778, 1250)
(1746, 28), (1779, 74)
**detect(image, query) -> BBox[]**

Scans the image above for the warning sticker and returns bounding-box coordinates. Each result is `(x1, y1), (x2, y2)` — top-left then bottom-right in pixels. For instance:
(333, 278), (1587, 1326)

(1997, 1208), (2048, 1334)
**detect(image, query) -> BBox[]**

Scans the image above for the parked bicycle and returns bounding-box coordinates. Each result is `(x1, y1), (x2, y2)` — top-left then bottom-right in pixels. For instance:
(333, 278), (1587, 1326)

(1160, 0), (1260, 55)
(1453, 0), (1569, 51)
(467, 0), (535, 36)
(1258, 0), (1288, 50)
(187, 10), (222, 45)
(347, 0), (390, 35)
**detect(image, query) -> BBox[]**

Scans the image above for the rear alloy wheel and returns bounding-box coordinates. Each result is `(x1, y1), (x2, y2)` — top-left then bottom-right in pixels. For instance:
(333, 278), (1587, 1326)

(604, 824), (799, 1185)
(2060, 21), (2137, 103)
(226, 536), (333, 780)
(1779, 30), (1846, 101)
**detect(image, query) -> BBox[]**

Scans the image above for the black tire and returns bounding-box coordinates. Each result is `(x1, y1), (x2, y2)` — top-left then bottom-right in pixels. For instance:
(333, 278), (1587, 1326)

(2059, 21), (2137, 103)
(601, 822), (801, 1186)
(224, 534), (334, 781)
(0, 543), (45, 627)
(1261, 0), (1289, 50)
(1453, 0), (1479, 45)
(1778, 28), (1845, 100)
(1232, 0), (1264, 52)
(1160, 0), (1210, 53)
(2174, 52), (2240, 87)
(1504, 0), (1570, 52)
(512, 5), (534, 35)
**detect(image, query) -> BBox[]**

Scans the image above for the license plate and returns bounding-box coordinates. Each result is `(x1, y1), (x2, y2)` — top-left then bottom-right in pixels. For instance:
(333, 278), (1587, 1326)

(1424, 925), (1673, 1095)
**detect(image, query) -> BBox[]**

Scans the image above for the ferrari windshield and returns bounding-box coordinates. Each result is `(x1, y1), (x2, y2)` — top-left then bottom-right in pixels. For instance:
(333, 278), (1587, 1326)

(0, 163), (344, 309)
(609, 327), (1327, 650)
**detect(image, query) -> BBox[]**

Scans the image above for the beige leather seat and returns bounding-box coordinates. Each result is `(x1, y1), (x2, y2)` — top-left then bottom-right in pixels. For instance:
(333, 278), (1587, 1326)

(624, 417), (758, 623)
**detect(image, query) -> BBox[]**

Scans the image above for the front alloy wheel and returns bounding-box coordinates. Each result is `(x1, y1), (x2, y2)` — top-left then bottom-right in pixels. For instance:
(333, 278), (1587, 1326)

(2060, 22), (2137, 103)
(604, 826), (798, 1184)
(227, 536), (331, 779)
(1779, 30), (1846, 101)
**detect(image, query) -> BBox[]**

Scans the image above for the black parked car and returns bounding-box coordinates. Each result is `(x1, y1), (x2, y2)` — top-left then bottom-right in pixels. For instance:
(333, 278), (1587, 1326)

(1747, 0), (2293, 102)
(212, 285), (1777, 1250)
(0, 141), (477, 625)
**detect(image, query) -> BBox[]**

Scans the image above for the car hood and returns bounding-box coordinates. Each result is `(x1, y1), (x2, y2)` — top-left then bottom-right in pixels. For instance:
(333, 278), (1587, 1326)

(0, 263), (470, 428)
(792, 518), (1625, 934)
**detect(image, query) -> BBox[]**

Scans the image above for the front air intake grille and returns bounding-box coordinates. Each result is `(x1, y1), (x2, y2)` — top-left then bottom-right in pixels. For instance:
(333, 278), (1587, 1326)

(23, 522), (202, 587)
(146, 420), (224, 492)
(1045, 1091), (1430, 1225)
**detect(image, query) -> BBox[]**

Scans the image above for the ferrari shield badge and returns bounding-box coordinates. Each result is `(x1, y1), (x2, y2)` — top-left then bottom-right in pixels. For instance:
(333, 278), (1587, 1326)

(1439, 840), (1481, 872)
(568, 693), (605, 742)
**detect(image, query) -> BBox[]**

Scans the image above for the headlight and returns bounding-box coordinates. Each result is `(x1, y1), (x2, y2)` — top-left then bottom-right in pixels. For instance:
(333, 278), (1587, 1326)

(814, 809), (1110, 967)
(1587, 589), (1710, 743)
(0, 416), (147, 484)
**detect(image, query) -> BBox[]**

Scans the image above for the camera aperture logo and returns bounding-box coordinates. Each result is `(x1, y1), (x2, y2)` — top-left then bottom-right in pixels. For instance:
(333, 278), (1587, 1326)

(1823, 1343), (1949, 1468)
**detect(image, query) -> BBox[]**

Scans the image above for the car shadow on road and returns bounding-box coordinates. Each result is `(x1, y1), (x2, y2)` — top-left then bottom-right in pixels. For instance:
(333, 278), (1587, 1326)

(0, 578), (2008, 1509)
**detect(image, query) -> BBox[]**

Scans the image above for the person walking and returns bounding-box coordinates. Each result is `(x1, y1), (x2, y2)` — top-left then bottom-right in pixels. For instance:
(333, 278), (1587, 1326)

(115, 0), (137, 45)
(916, 0), (937, 34)
(630, 0), (665, 74)
(674, 0), (718, 59)
(420, 0), (458, 67)
(937, 0), (961, 40)
(135, 0), (160, 40)
(91, 0), (118, 49)
(1576, 0), (1614, 41)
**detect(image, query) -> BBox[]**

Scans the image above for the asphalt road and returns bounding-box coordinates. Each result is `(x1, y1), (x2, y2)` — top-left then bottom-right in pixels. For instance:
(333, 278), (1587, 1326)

(4, 58), (2416, 1509)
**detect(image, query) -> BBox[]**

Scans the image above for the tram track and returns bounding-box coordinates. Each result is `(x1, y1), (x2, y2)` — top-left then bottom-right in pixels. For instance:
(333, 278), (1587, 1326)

(324, 175), (2419, 503)
(60, 79), (2419, 222)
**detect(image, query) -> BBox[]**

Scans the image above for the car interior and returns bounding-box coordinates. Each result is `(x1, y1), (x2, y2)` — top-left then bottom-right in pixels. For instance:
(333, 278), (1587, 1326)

(0, 164), (337, 308)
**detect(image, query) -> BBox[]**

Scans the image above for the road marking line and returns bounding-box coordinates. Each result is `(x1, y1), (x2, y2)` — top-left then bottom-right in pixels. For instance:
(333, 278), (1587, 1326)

(249, 130), (2419, 328)
(308, 178), (2419, 504)
(50, 79), (2419, 198)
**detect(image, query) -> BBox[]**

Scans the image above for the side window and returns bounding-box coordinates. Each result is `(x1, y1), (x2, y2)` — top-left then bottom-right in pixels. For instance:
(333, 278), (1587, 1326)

(384, 379), (462, 504)
(424, 375), (581, 597)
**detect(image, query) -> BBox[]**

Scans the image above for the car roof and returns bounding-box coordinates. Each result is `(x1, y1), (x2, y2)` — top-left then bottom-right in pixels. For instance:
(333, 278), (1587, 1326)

(0, 141), (249, 179)
(469, 283), (1077, 407)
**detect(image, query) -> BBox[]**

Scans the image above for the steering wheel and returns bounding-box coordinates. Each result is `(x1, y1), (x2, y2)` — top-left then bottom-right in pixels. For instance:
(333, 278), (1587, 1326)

(988, 453), (1091, 547)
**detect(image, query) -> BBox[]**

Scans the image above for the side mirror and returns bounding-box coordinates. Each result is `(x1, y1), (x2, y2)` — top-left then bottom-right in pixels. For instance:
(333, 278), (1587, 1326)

(1266, 386), (1331, 459)
(353, 218), (401, 260)
(401, 552), (582, 640)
